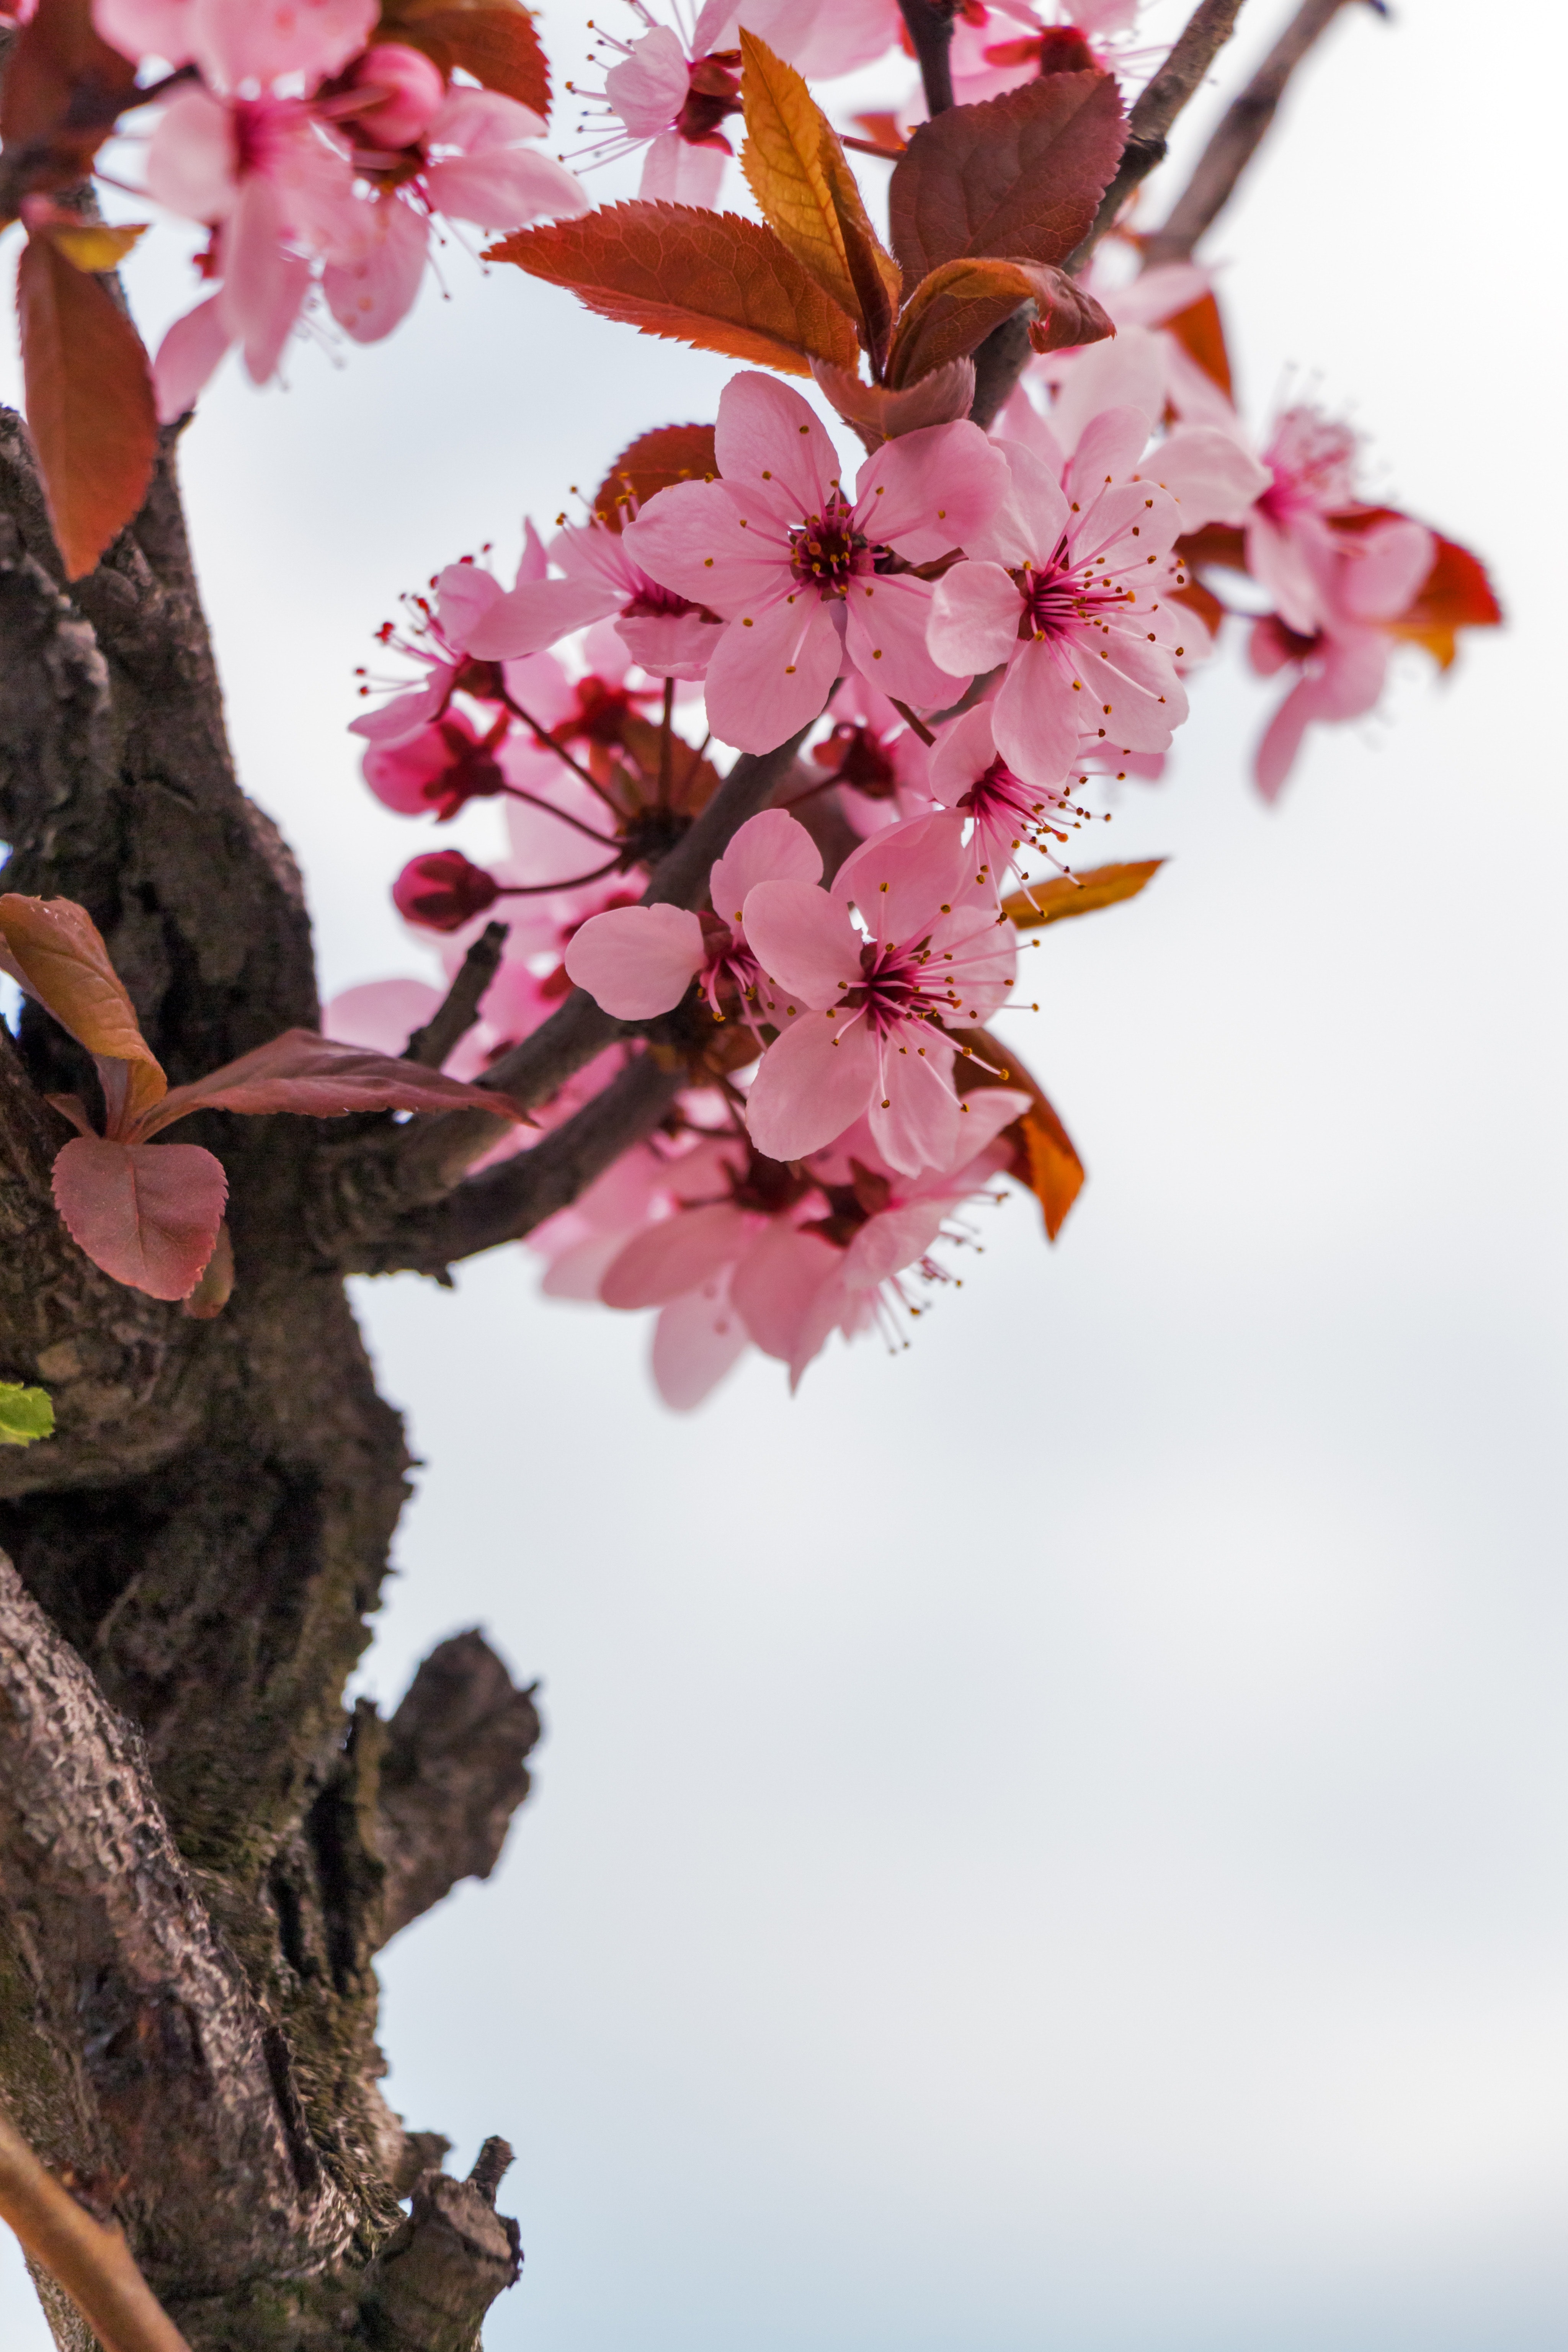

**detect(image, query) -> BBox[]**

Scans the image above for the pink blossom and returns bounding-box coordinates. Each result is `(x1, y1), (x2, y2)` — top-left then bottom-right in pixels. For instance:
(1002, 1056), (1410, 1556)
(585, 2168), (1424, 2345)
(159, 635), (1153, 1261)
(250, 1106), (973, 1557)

(928, 411), (1189, 787)
(926, 701), (1073, 897)
(95, 0), (377, 88)
(564, 808), (822, 1020)
(623, 372), (1009, 753)
(1248, 405), (1365, 634)
(322, 92), (589, 343)
(1250, 515), (1435, 799)
(572, 2), (742, 207)
(350, 545), (545, 745)
(949, 0), (1145, 105)
(467, 513), (724, 681)
(742, 814), (1016, 1174)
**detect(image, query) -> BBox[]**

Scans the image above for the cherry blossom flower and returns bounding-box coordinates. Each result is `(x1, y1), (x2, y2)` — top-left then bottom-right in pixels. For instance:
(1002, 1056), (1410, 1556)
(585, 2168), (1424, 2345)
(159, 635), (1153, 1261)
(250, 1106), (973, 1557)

(1248, 404), (1366, 634)
(466, 511), (724, 681)
(321, 91), (590, 345)
(564, 808), (822, 1021)
(351, 542), (549, 745)
(928, 410), (1189, 787)
(1249, 514), (1435, 799)
(949, 0), (1146, 105)
(742, 813), (1016, 1174)
(926, 701), (1079, 897)
(622, 372), (1009, 753)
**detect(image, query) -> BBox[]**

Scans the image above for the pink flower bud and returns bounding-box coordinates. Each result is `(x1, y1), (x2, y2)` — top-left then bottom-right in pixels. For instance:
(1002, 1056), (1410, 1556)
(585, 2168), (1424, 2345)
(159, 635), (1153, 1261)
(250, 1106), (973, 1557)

(393, 850), (499, 932)
(364, 717), (507, 820)
(344, 41), (446, 149)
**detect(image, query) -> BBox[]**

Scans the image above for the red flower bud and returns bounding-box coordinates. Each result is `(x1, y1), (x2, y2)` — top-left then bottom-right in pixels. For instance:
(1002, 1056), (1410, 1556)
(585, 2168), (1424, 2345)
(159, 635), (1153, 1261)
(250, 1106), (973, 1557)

(393, 851), (500, 933)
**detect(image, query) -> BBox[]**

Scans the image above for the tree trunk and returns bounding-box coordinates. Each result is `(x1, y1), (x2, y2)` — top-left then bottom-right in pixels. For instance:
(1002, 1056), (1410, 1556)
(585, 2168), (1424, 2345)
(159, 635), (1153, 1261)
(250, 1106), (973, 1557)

(0, 410), (538, 2350)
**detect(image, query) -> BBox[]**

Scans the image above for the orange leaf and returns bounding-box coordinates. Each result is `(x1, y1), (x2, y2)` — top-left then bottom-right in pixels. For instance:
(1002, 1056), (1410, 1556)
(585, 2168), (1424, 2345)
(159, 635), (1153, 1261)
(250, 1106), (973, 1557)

(0, 893), (166, 1135)
(591, 422), (717, 530)
(46, 220), (148, 272)
(0, 0), (138, 215)
(16, 233), (157, 579)
(488, 203), (861, 379)
(375, 1), (549, 116)
(952, 1026), (1085, 1241)
(886, 255), (1110, 389)
(1000, 858), (1165, 932)
(1161, 288), (1233, 399)
(888, 72), (1125, 284)
(738, 30), (900, 369)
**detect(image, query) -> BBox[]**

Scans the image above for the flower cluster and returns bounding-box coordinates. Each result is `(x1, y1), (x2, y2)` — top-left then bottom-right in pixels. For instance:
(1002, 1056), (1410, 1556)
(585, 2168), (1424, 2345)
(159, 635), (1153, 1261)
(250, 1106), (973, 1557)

(91, 0), (588, 416)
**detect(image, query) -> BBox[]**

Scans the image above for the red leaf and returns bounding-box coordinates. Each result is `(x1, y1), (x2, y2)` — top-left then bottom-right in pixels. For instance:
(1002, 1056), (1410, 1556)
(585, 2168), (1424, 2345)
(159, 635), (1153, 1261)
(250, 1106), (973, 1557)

(591, 423), (717, 531)
(488, 204), (862, 379)
(52, 1135), (227, 1301)
(885, 256), (1111, 389)
(137, 1029), (528, 1135)
(0, 892), (165, 1134)
(375, 3), (550, 116)
(1162, 289), (1233, 399)
(16, 232), (158, 578)
(888, 72), (1126, 284)
(0, 0), (139, 211)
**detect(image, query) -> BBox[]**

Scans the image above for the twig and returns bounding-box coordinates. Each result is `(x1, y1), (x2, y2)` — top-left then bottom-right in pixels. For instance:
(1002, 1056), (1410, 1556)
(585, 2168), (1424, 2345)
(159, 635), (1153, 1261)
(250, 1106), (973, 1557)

(404, 921), (508, 1069)
(0, 2107), (191, 2352)
(896, 0), (959, 117)
(1068, 0), (1251, 269)
(1140, 0), (1379, 268)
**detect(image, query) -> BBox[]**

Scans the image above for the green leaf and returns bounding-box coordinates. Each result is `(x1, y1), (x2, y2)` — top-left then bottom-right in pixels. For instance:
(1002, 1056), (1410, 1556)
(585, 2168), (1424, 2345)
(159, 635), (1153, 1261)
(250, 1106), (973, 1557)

(0, 1382), (55, 1447)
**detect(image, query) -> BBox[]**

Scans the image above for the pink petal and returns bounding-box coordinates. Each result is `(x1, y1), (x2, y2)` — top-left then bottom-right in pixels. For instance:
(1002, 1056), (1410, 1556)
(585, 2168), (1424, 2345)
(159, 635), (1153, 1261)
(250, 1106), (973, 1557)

(324, 979), (442, 1053)
(348, 675), (449, 745)
(145, 87), (237, 219)
(853, 420), (1009, 562)
(321, 193), (427, 342)
(151, 293), (232, 423)
(701, 598), (841, 754)
(434, 562), (505, 645)
(604, 26), (689, 133)
(427, 88), (548, 148)
(744, 1009), (878, 1161)
(1339, 518), (1436, 622)
(833, 812), (970, 947)
(1142, 426), (1271, 531)
(94, 0), (195, 67)
(842, 1199), (947, 1287)
(728, 1219), (842, 1361)
(969, 441), (1070, 566)
(195, 0), (377, 91)
(1052, 343), (1163, 454)
(624, 478), (789, 615)
(53, 1136), (227, 1301)
(651, 1279), (751, 1410)
(616, 609), (724, 681)
(601, 1201), (752, 1308)
(740, 879), (856, 1005)
(221, 175), (309, 384)
(843, 570), (965, 707)
(713, 371), (843, 532)
(564, 905), (705, 1019)
(639, 130), (727, 207)
(465, 577), (623, 661)
(927, 562), (1022, 676)
(1066, 403), (1154, 492)
(869, 1036), (962, 1176)
(424, 147), (590, 231)
(927, 702), (996, 807)
(992, 638), (1091, 786)
(709, 810), (822, 924)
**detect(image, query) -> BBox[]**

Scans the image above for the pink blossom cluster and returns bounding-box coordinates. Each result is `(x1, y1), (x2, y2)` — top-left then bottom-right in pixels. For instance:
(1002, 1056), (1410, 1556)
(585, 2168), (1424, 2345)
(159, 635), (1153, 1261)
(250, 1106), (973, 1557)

(92, 0), (588, 418)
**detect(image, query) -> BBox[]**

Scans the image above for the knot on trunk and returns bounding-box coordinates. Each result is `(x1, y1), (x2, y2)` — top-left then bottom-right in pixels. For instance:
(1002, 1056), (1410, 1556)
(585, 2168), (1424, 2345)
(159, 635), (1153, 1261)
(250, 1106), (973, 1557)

(359, 2141), (521, 2352)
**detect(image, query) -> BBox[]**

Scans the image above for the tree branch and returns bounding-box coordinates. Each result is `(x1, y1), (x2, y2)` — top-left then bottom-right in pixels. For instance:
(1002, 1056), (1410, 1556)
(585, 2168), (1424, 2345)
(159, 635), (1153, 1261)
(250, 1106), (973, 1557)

(896, 0), (958, 118)
(358, 2141), (520, 2352)
(375, 1632), (541, 1949)
(1069, 0), (1250, 268)
(316, 727), (813, 1261)
(1140, 0), (1377, 268)
(0, 2108), (190, 2352)
(403, 923), (508, 1069)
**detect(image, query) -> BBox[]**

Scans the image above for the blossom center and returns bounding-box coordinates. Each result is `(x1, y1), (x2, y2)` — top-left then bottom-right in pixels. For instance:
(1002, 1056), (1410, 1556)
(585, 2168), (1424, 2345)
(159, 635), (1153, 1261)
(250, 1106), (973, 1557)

(1016, 552), (1132, 643)
(838, 939), (947, 1035)
(790, 496), (874, 599)
(675, 50), (742, 146)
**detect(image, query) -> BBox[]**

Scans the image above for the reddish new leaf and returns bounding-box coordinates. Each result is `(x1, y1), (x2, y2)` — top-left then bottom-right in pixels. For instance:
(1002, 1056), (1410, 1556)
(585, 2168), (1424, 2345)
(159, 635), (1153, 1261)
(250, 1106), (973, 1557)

(53, 1135), (228, 1301)
(1000, 859), (1165, 933)
(812, 354), (974, 448)
(16, 233), (158, 579)
(488, 204), (862, 379)
(0, 0), (139, 212)
(138, 1029), (528, 1136)
(374, 1), (549, 115)
(885, 256), (1111, 389)
(592, 423), (718, 531)
(0, 892), (166, 1133)
(888, 73), (1126, 284)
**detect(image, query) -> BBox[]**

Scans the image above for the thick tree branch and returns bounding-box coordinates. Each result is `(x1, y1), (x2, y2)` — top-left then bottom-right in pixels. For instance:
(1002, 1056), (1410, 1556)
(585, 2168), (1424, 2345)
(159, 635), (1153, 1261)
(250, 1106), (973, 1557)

(375, 1632), (541, 1948)
(1140, 0), (1377, 268)
(358, 2141), (520, 2352)
(403, 923), (508, 1069)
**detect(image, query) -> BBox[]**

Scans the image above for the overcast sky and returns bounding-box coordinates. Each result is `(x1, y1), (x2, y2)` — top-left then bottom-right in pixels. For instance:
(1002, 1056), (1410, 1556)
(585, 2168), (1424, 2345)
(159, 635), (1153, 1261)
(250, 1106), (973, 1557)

(4, 1), (1566, 2344)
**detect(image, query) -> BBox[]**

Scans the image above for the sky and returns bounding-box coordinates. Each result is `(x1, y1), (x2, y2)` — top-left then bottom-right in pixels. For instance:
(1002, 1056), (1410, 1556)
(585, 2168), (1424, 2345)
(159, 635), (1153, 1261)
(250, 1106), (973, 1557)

(3, 1), (1566, 2345)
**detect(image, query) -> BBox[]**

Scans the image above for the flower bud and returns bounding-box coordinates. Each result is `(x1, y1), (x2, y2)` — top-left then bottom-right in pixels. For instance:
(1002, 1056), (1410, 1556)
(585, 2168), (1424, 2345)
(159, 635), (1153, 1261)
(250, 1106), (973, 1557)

(343, 41), (446, 149)
(394, 850), (500, 932)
